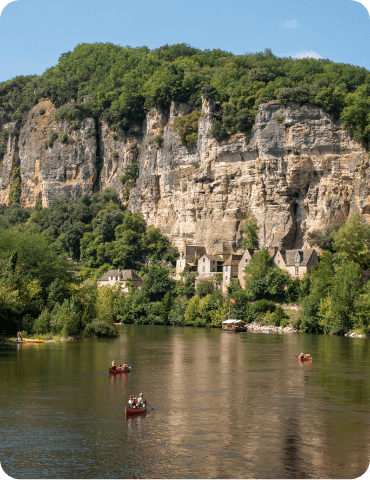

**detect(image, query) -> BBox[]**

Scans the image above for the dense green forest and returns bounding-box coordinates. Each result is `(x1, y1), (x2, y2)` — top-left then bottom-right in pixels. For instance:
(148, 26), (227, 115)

(1, 191), (369, 338)
(1, 43), (370, 144)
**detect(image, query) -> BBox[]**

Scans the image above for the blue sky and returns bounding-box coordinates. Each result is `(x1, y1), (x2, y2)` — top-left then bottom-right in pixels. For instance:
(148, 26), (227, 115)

(0, 0), (369, 82)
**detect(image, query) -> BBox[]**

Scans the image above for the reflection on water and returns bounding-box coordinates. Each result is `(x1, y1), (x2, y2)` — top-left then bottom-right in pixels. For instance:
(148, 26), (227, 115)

(1, 326), (370, 479)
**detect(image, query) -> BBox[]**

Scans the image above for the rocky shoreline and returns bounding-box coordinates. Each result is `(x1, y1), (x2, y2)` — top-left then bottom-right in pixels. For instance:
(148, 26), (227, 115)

(247, 322), (299, 334)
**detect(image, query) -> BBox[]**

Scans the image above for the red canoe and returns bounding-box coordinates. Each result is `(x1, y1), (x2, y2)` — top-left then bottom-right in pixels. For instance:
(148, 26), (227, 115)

(295, 356), (312, 362)
(109, 367), (131, 374)
(125, 406), (147, 416)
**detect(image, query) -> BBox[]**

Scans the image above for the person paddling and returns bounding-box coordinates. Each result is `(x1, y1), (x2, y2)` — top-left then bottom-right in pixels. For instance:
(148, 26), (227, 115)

(111, 359), (117, 370)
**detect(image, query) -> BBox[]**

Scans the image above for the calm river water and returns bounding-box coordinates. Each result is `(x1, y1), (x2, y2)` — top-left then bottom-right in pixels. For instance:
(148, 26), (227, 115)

(0, 325), (370, 479)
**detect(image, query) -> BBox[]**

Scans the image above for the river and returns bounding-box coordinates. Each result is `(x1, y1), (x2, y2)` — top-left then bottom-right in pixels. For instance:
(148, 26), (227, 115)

(1, 325), (369, 479)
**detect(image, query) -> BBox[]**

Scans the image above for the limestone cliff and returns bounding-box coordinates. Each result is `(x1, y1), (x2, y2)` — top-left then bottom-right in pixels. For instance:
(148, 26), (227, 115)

(0, 98), (368, 251)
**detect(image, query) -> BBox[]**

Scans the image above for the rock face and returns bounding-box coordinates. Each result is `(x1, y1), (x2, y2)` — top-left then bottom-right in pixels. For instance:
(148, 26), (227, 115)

(0, 98), (368, 251)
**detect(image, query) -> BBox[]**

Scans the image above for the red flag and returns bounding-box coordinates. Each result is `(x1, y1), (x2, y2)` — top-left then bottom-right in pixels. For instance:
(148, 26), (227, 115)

(230, 299), (235, 304)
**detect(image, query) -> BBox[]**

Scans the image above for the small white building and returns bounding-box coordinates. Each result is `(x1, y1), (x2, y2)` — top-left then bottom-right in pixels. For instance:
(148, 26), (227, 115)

(97, 269), (143, 291)
(222, 254), (243, 293)
(175, 245), (207, 278)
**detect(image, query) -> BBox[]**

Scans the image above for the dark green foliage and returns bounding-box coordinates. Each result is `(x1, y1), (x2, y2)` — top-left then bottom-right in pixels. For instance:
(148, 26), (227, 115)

(60, 132), (68, 143)
(209, 120), (228, 142)
(48, 130), (58, 148)
(39, 108), (45, 115)
(196, 281), (214, 298)
(154, 135), (163, 146)
(0, 130), (9, 140)
(308, 224), (341, 252)
(90, 321), (118, 337)
(245, 299), (277, 323)
(141, 266), (176, 302)
(9, 167), (21, 205)
(0, 147), (7, 160)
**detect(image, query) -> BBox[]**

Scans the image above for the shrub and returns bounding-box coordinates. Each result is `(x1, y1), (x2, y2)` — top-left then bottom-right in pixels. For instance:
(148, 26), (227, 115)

(48, 130), (59, 148)
(87, 130), (96, 139)
(112, 133), (118, 140)
(192, 162), (200, 168)
(60, 132), (68, 143)
(196, 281), (214, 298)
(83, 323), (96, 337)
(276, 115), (284, 124)
(112, 151), (119, 159)
(210, 119), (228, 141)
(129, 142), (138, 153)
(71, 122), (81, 131)
(173, 110), (202, 146)
(0, 147), (7, 160)
(39, 108), (46, 116)
(92, 321), (119, 338)
(154, 135), (163, 146)
(0, 130), (9, 140)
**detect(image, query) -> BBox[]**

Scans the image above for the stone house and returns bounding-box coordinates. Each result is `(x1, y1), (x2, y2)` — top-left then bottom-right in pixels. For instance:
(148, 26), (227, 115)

(175, 245), (207, 278)
(97, 269), (143, 291)
(198, 254), (225, 277)
(222, 254), (243, 293)
(238, 249), (259, 288)
(272, 249), (319, 278)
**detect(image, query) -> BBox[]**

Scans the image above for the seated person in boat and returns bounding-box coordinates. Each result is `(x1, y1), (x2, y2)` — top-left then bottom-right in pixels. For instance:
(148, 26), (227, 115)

(128, 395), (136, 408)
(111, 359), (117, 369)
(123, 362), (128, 369)
(299, 352), (306, 359)
(136, 393), (146, 407)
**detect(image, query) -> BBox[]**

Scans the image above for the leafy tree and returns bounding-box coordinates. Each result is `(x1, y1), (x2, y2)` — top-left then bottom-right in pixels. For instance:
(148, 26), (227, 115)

(244, 248), (271, 287)
(196, 281), (214, 298)
(241, 212), (260, 249)
(141, 266), (176, 302)
(332, 213), (370, 269)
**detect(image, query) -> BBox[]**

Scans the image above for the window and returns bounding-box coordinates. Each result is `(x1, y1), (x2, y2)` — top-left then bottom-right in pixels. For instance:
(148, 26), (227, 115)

(295, 266), (299, 275)
(225, 276), (228, 281)
(226, 266), (228, 272)
(203, 267), (205, 272)
(203, 258), (205, 263)
(179, 261), (182, 267)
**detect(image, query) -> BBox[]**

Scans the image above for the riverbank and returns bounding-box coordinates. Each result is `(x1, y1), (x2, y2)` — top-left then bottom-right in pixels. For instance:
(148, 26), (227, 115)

(248, 322), (299, 334)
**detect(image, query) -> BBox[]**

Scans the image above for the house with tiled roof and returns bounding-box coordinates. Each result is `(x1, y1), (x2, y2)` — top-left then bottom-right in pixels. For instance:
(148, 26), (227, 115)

(97, 269), (143, 291)
(272, 249), (319, 278)
(175, 245), (207, 278)
(222, 254), (243, 292)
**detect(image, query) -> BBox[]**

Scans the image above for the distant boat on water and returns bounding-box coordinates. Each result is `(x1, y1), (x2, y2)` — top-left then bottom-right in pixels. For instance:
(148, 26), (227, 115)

(221, 319), (247, 332)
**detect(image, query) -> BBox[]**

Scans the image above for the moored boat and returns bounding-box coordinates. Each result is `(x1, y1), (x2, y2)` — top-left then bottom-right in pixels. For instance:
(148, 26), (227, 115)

(221, 319), (247, 332)
(109, 366), (131, 374)
(125, 406), (147, 416)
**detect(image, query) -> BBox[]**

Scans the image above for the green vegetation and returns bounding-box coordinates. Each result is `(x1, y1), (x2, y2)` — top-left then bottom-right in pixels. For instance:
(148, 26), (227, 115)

(1, 43), (369, 145)
(48, 130), (58, 148)
(173, 110), (202, 146)
(241, 212), (260, 249)
(9, 167), (22, 205)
